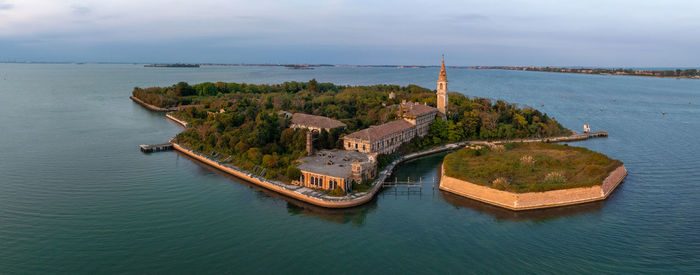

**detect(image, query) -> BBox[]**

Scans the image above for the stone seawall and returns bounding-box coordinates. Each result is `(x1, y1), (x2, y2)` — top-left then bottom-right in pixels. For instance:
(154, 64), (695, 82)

(172, 142), (464, 208)
(173, 143), (380, 208)
(130, 96), (204, 112)
(439, 165), (627, 211)
(130, 96), (173, 112)
(166, 113), (188, 127)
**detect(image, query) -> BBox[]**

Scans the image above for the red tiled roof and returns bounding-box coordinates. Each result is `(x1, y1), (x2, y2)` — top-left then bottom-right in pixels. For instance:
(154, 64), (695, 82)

(344, 119), (414, 142)
(398, 102), (438, 117)
(291, 113), (347, 129)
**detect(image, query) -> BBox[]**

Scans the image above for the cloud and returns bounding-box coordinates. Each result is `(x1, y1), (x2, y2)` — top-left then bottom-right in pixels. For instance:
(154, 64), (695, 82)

(0, 1), (13, 10)
(451, 13), (489, 22)
(71, 5), (91, 15)
(0, 0), (699, 65)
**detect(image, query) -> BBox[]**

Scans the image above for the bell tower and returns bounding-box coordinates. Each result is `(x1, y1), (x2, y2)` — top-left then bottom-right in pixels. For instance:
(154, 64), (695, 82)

(436, 56), (448, 118)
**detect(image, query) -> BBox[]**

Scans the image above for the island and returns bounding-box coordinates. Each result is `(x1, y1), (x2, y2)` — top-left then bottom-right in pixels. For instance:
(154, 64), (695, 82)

(440, 142), (627, 210)
(472, 66), (700, 79)
(132, 58), (620, 209)
(144, 63), (200, 68)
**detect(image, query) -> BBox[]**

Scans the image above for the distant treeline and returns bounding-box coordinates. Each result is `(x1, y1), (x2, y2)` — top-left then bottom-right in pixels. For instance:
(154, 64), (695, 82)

(473, 66), (700, 78)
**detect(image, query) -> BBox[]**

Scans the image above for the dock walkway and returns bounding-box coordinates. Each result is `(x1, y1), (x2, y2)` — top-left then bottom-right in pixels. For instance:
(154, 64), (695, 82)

(140, 143), (173, 153)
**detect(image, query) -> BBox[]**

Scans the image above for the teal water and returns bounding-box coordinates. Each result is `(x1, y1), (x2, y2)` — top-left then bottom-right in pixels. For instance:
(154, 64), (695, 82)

(0, 64), (699, 273)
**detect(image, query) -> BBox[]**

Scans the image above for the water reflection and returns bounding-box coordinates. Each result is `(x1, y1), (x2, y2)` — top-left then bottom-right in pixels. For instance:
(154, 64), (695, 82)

(440, 190), (605, 221)
(285, 201), (377, 226)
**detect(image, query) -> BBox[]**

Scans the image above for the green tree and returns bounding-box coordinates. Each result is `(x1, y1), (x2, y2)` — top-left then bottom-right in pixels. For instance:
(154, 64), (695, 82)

(246, 148), (263, 164)
(286, 166), (301, 180)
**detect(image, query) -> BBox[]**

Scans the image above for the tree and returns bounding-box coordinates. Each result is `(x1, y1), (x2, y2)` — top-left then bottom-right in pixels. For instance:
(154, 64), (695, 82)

(286, 166), (301, 180)
(262, 154), (278, 168)
(174, 82), (195, 96)
(318, 129), (330, 149)
(246, 148), (263, 164)
(308, 78), (318, 93)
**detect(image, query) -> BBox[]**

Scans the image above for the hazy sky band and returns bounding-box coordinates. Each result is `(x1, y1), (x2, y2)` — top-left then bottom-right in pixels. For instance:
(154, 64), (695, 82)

(0, 0), (698, 66)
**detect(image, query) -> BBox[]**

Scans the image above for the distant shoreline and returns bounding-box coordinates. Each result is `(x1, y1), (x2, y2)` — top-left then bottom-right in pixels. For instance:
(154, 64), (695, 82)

(472, 66), (700, 79)
(3, 61), (698, 77)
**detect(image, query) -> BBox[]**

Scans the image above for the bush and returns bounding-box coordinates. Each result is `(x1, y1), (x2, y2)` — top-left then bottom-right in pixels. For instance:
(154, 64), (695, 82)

(504, 142), (515, 150)
(286, 166), (301, 180)
(492, 177), (510, 190)
(520, 155), (535, 167)
(544, 171), (566, 184)
(328, 187), (345, 196)
(352, 179), (373, 193)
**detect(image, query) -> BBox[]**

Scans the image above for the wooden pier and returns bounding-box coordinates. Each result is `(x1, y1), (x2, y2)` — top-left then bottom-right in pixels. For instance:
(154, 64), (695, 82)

(383, 176), (437, 194)
(139, 142), (173, 153)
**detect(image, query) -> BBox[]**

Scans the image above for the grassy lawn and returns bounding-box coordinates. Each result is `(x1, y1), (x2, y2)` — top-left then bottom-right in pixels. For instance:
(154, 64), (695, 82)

(443, 142), (623, 193)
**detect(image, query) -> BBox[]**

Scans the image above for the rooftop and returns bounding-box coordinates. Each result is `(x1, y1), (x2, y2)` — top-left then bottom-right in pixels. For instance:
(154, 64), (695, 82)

(344, 119), (414, 142)
(393, 101), (438, 118)
(297, 150), (371, 178)
(291, 113), (347, 129)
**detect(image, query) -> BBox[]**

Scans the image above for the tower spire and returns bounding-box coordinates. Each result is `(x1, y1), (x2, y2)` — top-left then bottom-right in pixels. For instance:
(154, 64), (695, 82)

(439, 55), (447, 82)
(436, 56), (448, 118)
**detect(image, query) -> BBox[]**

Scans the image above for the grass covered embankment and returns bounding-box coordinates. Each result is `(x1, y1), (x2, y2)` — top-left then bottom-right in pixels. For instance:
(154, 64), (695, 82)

(443, 142), (622, 193)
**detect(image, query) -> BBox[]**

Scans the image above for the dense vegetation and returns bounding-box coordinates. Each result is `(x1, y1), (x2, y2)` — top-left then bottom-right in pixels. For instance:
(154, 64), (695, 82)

(133, 80), (570, 183)
(443, 143), (622, 193)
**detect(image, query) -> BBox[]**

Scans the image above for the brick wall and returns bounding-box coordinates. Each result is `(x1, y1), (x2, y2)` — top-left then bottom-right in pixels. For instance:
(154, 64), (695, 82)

(440, 164), (627, 211)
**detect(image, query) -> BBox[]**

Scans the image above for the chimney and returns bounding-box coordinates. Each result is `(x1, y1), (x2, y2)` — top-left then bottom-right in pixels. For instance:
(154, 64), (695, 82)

(306, 131), (313, 156)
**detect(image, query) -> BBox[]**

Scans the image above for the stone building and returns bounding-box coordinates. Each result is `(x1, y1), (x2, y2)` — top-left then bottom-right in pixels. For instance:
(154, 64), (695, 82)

(436, 57), (449, 118)
(295, 150), (377, 193)
(290, 113), (347, 132)
(396, 101), (439, 136)
(342, 58), (446, 155)
(343, 119), (416, 154)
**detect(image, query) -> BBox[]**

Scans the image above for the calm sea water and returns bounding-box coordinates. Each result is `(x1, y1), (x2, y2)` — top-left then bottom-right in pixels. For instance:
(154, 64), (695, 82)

(0, 64), (699, 274)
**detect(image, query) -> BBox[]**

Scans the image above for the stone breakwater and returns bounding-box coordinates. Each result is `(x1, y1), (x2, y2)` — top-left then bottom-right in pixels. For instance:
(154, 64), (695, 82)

(439, 164), (627, 211)
(172, 142), (464, 208)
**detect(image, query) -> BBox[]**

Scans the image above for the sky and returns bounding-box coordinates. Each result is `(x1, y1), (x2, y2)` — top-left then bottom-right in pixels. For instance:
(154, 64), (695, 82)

(0, 0), (699, 66)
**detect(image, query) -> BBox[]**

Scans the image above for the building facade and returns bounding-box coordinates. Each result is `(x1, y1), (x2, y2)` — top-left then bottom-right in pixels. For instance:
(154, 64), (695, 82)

(295, 150), (377, 193)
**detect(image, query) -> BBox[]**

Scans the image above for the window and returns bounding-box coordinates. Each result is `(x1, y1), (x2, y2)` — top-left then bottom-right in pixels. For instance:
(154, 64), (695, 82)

(348, 142), (351, 147)
(355, 143), (358, 149)
(362, 145), (366, 151)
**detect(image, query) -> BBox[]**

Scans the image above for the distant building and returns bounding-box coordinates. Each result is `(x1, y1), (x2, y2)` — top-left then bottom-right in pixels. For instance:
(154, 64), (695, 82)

(388, 91), (396, 99)
(295, 150), (377, 193)
(583, 124), (591, 133)
(290, 113), (347, 132)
